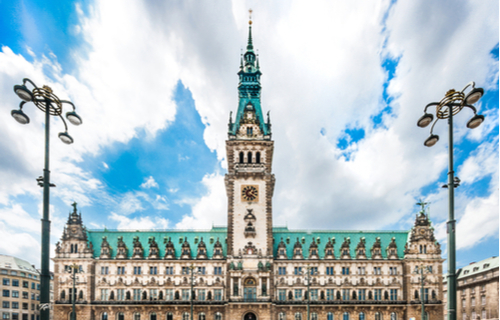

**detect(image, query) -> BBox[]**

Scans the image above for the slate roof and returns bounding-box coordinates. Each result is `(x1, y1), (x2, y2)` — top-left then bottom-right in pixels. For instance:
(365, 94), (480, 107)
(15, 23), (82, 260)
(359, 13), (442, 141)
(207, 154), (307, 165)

(87, 227), (409, 259)
(457, 256), (499, 279)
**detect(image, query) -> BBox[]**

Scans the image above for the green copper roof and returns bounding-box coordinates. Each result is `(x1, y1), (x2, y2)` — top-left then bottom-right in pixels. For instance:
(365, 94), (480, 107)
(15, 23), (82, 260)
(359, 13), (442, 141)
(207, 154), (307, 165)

(457, 256), (498, 279)
(272, 228), (409, 259)
(87, 227), (409, 259)
(87, 228), (227, 259)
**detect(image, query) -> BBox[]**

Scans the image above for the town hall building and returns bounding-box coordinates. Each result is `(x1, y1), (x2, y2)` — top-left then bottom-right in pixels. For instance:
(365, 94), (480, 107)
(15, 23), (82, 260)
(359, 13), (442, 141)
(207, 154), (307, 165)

(53, 18), (444, 320)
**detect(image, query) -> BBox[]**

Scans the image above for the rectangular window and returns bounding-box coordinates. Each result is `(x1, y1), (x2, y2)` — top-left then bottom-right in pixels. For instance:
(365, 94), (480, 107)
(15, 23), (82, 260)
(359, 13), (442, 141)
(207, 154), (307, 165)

(342, 289), (350, 301)
(12, 291), (19, 298)
(374, 267), (381, 275)
(117, 267), (125, 275)
(12, 314), (18, 320)
(214, 289), (222, 301)
(21, 315), (27, 320)
(481, 296), (486, 305)
(165, 289), (174, 301)
(374, 289), (382, 301)
(3, 279), (10, 285)
(358, 289), (366, 301)
(471, 297), (475, 306)
(326, 267), (334, 275)
(150, 267), (157, 275)
(12, 280), (19, 287)
(31, 304), (34, 310)
(310, 289), (318, 301)
(22, 303), (28, 310)
(294, 289), (302, 300)
(101, 289), (109, 301)
(31, 293), (35, 300)
(12, 303), (18, 309)
(358, 267), (365, 275)
(2, 290), (9, 297)
(233, 282), (239, 296)
(326, 289), (334, 301)
(36, 284), (40, 290)
(166, 267), (174, 275)
(22, 292), (28, 299)
(342, 267), (350, 275)
(390, 289), (398, 301)
(294, 267), (302, 275)
(182, 267), (189, 275)
(101, 267), (108, 275)
(198, 267), (206, 275)
(309, 267), (318, 275)
(31, 283), (35, 290)
(149, 289), (158, 300)
(2, 313), (9, 320)
(278, 289), (286, 301)
(197, 289), (205, 301)
(22, 281), (28, 288)
(213, 267), (222, 275)
(117, 289), (125, 301)
(424, 288), (429, 301)
(278, 267), (286, 275)
(182, 289), (190, 301)
(2, 302), (9, 308)
(133, 267), (141, 275)
(133, 289), (141, 301)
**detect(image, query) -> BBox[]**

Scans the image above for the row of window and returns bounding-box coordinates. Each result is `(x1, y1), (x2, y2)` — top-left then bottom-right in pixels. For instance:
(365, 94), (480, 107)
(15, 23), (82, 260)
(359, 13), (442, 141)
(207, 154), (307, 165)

(2, 279), (39, 290)
(97, 289), (224, 301)
(276, 266), (400, 276)
(2, 290), (38, 300)
(0, 270), (38, 279)
(100, 312), (222, 320)
(238, 151), (261, 164)
(1, 302), (37, 310)
(276, 289), (399, 301)
(2, 314), (39, 320)
(461, 295), (487, 306)
(464, 310), (489, 320)
(279, 312), (398, 320)
(99, 266), (222, 275)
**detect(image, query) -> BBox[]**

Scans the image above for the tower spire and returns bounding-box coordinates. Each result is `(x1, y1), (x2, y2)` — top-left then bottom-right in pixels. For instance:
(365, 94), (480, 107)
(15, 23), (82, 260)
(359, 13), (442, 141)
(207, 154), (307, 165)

(247, 9), (254, 52)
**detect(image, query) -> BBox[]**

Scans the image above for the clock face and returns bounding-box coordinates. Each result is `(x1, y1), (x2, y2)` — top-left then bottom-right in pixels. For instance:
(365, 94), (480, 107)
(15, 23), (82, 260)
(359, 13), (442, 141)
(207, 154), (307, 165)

(241, 185), (259, 202)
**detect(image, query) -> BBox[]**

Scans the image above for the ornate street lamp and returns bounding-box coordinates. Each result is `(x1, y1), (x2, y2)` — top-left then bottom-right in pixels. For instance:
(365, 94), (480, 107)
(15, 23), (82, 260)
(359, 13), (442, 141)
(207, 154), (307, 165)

(414, 265), (432, 320)
(67, 264), (80, 320)
(11, 78), (82, 320)
(189, 265), (203, 320)
(417, 81), (485, 320)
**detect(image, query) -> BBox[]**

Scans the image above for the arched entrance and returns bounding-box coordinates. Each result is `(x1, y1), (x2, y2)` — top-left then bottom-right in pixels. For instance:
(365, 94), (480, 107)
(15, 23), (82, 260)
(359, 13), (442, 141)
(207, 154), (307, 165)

(244, 313), (257, 320)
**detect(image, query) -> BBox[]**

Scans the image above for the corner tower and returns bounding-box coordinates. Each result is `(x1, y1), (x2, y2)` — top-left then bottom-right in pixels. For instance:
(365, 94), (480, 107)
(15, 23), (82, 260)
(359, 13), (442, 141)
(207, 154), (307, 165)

(225, 15), (274, 260)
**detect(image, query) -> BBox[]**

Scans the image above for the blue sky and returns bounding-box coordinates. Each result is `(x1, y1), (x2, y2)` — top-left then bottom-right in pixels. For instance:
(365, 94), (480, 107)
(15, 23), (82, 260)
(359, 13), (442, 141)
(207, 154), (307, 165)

(0, 0), (498, 271)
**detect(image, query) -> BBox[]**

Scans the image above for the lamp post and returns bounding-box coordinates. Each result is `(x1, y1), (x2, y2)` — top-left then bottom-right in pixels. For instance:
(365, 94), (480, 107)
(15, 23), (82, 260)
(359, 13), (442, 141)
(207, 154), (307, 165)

(11, 78), (82, 320)
(299, 265), (318, 320)
(189, 265), (202, 320)
(67, 264), (79, 320)
(417, 81), (485, 320)
(415, 265), (431, 320)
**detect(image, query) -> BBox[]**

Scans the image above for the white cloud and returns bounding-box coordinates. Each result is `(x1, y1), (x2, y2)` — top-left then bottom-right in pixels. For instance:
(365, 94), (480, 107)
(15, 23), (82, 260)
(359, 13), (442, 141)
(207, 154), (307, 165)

(118, 192), (145, 215)
(109, 212), (169, 230)
(140, 176), (159, 189)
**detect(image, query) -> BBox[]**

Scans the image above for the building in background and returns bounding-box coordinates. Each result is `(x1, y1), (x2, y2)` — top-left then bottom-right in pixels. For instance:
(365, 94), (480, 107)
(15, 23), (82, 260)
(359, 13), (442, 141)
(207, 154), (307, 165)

(0, 255), (40, 320)
(443, 257), (499, 320)
(53, 19), (445, 320)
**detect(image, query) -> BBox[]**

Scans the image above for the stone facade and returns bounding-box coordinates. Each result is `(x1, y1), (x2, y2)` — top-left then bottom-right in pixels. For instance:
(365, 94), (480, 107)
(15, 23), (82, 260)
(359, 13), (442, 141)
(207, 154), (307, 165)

(53, 19), (444, 320)
(443, 257), (499, 320)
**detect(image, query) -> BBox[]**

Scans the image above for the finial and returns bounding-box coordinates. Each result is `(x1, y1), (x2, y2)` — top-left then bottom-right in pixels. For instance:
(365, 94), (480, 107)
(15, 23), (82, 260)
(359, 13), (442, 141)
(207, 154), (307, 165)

(72, 201), (78, 212)
(249, 9), (253, 25)
(246, 9), (254, 51)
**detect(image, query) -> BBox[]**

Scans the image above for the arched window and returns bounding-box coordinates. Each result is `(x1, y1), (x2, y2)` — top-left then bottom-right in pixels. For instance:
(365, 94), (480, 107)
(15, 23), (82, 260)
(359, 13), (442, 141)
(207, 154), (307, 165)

(352, 291), (357, 300)
(166, 313), (173, 320)
(75, 244), (78, 253)
(116, 313), (124, 320)
(142, 291), (147, 300)
(423, 245), (427, 254)
(311, 313), (318, 320)
(279, 313), (286, 320)
(343, 313), (349, 320)
(390, 313), (397, 320)
(419, 245), (422, 253)
(150, 313), (157, 320)
(183, 313), (190, 320)
(295, 313), (302, 320)
(384, 291), (389, 300)
(239, 152), (244, 164)
(60, 290), (66, 300)
(327, 313), (334, 320)
(415, 290), (419, 299)
(256, 152), (261, 164)
(199, 313), (206, 320)
(359, 313), (365, 320)
(247, 152), (252, 163)
(374, 313), (382, 320)
(78, 290), (83, 300)
(368, 291), (373, 300)
(214, 312), (222, 320)
(101, 313), (108, 320)
(432, 290), (437, 300)
(133, 313), (140, 320)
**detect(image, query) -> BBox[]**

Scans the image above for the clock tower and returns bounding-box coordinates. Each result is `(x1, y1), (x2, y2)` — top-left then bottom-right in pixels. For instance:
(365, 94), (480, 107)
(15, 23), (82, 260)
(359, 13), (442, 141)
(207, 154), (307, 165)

(225, 16), (274, 263)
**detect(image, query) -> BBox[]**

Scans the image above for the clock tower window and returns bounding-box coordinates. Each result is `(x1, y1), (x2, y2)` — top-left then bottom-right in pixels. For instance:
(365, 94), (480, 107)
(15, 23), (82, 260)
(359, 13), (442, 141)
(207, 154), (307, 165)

(256, 152), (260, 164)
(247, 152), (252, 163)
(239, 152), (244, 164)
